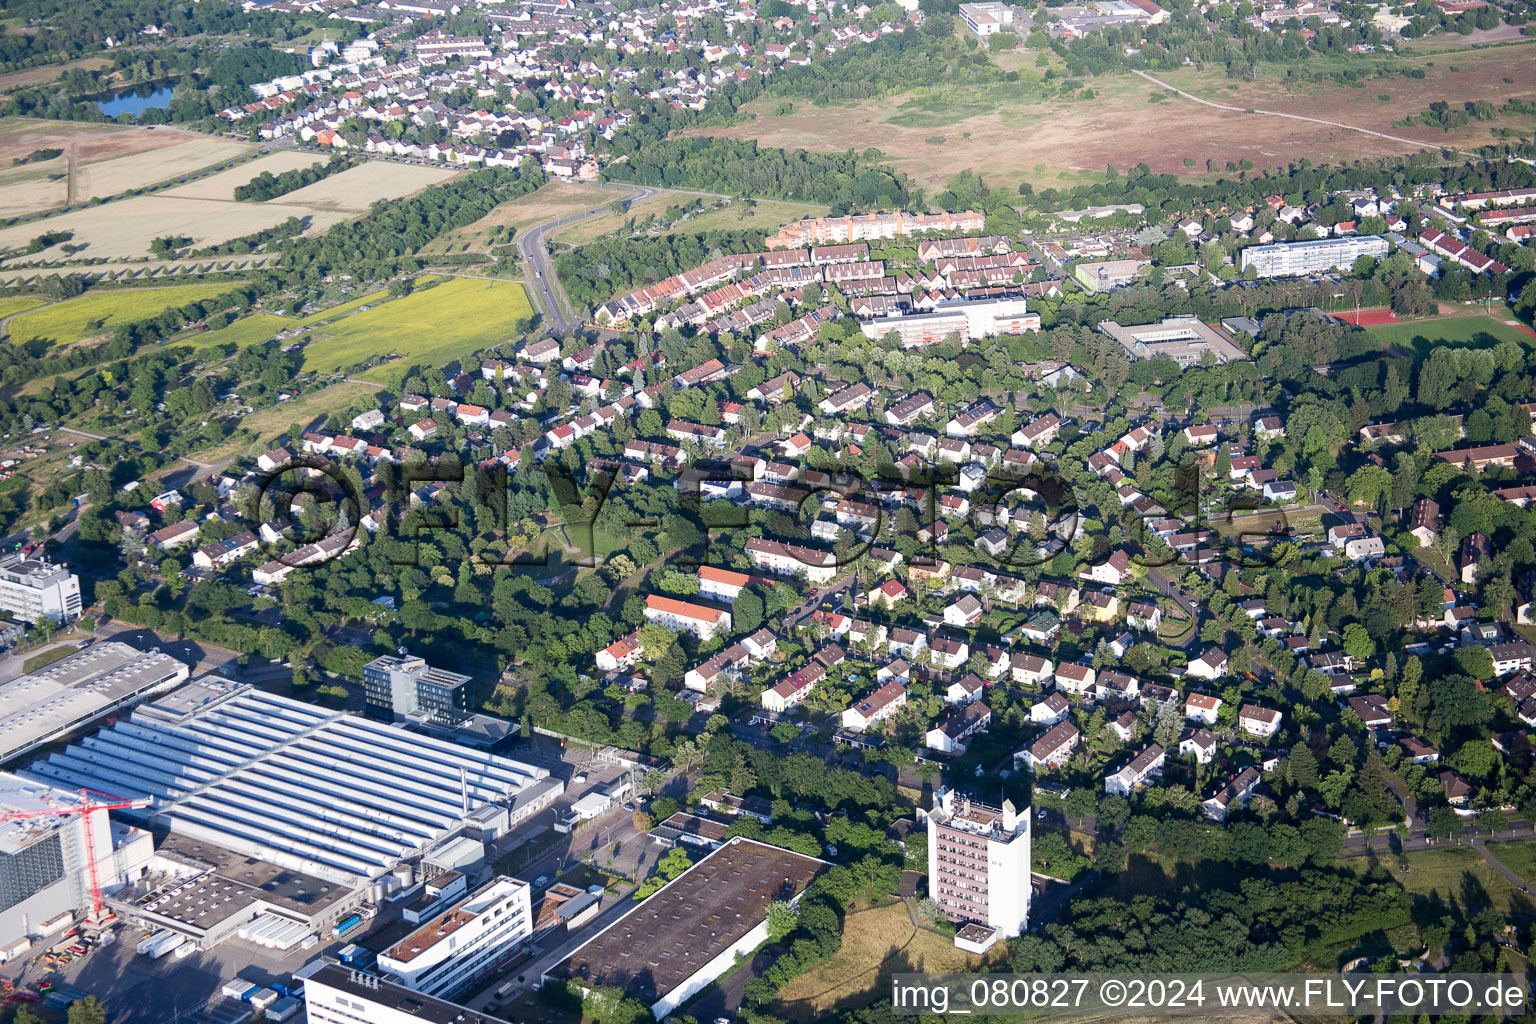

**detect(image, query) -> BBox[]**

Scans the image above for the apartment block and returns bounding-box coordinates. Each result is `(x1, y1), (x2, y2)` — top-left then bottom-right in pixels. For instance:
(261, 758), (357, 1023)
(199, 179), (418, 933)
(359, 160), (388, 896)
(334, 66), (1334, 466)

(924, 787), (1031, 938)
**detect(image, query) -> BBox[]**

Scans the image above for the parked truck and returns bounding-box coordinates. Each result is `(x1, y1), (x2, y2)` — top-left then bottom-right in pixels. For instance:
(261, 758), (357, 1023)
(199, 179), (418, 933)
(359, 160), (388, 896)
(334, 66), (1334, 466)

(136, 931), (184, 959)
(330, 914), (364, 939)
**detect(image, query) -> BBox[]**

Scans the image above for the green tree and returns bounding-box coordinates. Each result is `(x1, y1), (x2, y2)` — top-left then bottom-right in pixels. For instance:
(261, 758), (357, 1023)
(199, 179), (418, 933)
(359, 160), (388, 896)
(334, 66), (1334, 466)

(67, 998), (107, 1024)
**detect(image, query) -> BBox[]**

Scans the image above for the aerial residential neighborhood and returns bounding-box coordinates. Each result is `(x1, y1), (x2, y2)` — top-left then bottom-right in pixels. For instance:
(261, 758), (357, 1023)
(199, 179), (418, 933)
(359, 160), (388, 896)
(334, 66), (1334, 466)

(0, 0), (1532, 1017)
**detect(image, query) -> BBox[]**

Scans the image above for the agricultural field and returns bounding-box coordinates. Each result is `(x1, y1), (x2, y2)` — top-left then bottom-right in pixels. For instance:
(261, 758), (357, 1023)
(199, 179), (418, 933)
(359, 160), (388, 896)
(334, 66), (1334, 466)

(291, 276), (533, 377)
(772, 900), (1001, 1014)
(274, 160), (460, 212)
(0, 254), (279, 287)
(0, 295), (46, 327)
(5, 283), (235, 348)
(424, 181), (613, 254)
(0, 117), (129, 218)
(687, 42), (1536, 189)
(1365, 311), (1536, 360)
(175, 287), (396, 351)
(174, 313), (291, 351)
(0, 194), (350, 262)
(161, 151), (325, 201)
(0, 152), (70, 219)
(71, 135), (252, 201)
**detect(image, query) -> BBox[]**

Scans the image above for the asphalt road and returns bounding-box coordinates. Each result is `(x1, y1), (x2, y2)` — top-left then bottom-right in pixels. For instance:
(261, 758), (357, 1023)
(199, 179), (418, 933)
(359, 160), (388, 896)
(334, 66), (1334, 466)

(517, 183), (661, 332)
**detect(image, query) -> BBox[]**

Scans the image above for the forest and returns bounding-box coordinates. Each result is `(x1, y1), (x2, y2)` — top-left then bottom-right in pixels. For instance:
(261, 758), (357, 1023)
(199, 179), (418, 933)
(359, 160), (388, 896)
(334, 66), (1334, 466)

(601, 138), (917, 214)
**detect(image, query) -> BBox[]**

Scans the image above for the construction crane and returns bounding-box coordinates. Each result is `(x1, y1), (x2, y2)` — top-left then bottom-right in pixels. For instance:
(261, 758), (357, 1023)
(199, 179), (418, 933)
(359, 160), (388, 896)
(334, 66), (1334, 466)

(0, 788), (152, 925)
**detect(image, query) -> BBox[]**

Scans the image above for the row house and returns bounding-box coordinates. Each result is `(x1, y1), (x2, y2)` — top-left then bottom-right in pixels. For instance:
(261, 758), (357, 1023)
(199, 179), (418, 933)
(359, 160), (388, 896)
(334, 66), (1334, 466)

(1017, 720), (1080, 771)
(841, 680), (908, 731)
(1105, 744), (1165, 796)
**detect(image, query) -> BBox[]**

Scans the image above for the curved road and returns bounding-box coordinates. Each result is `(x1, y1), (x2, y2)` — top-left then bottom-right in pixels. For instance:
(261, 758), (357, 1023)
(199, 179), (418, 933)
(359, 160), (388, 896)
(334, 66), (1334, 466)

(1130, 69), (1478, 156)
(517, 183), (662, 332)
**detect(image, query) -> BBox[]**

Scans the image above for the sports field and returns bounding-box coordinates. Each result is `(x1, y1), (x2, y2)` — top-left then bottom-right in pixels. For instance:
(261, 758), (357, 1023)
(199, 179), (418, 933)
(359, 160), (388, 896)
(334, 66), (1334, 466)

(295, 276), (533, 377)
(6, 283), (235, 348)
(1332, 307), (1399, 327)
(1365, 312), (1536, 359)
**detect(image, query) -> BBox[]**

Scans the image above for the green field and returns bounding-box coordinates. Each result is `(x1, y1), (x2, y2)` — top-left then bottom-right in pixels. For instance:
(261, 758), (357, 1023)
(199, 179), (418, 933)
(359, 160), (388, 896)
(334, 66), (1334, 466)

(177, 287), (401, 352)
(1340, 845), (1525, 914)
(0, 295), (46, 324)
(7, 284), (236, 348)
(295, 276), (533, 378)
(240, 380), (382, 442)
(1365, 312), (1535, 360)
(176, 313), (289, 350)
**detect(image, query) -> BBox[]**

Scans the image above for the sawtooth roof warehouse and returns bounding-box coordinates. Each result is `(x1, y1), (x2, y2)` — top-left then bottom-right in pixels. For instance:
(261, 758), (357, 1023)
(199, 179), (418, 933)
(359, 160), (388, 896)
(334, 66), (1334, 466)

(21, 676), (562, 887)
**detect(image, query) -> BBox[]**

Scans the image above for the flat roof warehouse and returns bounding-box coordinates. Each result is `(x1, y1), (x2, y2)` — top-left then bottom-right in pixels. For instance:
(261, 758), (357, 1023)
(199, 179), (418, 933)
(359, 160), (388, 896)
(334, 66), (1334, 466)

(544, 838), (826, 1018)
(0, 641), (191, 764)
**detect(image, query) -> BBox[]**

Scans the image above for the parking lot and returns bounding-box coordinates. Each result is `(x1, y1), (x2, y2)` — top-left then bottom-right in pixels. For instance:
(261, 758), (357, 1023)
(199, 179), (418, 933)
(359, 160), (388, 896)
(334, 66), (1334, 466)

(2, 921), (316, 1024)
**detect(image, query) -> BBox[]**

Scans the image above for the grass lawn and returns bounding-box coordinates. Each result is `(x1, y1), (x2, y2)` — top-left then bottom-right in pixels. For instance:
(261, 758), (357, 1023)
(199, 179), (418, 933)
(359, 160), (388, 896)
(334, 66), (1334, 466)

(22, 645), (76, 673)
(423, 181), (615, 254)
(177, 288), (397, 352)
(7, 284), (236, 348)
(174, 313), (290, 351)
(238, 380), (382, 444)
(772, 899), (1003, 1014)
(1484, 839), (1536, 885)
(1340, 846), (1521, 914)
(299, 276), (533, 378)
(1365, 312), (1535, 360)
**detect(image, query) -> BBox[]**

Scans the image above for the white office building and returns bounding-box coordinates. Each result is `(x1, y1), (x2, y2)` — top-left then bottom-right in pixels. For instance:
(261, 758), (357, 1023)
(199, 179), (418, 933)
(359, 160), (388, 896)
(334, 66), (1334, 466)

(859, 297), (1040, 347)
(1239, 236), (1389, 278)
(923, 786), (1031, 938)
(377, 876), (533, 998)
(959, 1), (1015, 36)
(0, 556), (82, 626)
(302, 962), (510, 1024)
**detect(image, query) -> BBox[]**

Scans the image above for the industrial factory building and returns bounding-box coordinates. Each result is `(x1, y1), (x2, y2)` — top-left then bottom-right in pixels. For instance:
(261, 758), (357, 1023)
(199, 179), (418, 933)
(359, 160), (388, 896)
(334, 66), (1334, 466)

(20, 677), (563, 890)
(545, 838), (826, 1019)
(0, 772), (155, 957)
(0, 642), (191, 765)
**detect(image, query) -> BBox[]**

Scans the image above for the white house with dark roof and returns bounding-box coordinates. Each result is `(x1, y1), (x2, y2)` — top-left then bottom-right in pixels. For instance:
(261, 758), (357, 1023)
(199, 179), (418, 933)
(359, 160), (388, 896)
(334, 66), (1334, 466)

(1237, 704), (1282, 739)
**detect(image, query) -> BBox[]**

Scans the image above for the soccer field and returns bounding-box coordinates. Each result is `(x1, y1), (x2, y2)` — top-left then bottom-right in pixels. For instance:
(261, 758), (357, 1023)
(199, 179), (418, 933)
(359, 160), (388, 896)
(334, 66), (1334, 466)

(298, 276), (534, 377)
(1365, 312), (1535, 359)
(7, 283), (236, 347)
